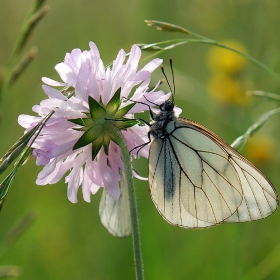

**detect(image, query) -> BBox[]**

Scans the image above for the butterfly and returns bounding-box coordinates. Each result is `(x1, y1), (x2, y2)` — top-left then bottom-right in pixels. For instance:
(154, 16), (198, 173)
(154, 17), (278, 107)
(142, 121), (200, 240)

(148, 63), (278, 228)
(99, 62), (278, 236)
(148, 100), (278, 228)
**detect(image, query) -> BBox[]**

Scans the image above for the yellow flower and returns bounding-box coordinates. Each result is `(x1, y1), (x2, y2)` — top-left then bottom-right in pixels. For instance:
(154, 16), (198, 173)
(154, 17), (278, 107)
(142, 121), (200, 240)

(245, 135), (276, 165)
(207, 40), (249, 105)
(207, 73), (248, 105)
(207, 41), (248, 75)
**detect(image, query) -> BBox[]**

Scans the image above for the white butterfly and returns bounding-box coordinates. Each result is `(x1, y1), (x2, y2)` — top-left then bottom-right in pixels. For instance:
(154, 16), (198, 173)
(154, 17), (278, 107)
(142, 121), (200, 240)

(148, 99), (278, 228)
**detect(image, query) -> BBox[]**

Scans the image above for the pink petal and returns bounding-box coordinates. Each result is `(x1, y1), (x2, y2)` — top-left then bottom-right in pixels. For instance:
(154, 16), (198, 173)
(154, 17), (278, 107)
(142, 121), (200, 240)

(42, 77), (67, 87)
(75, 62), (92, 102)
(55, 63), (77, 85)
(142, 58), (163, 72)
(127, 45), (141, 70)
(42, 85), (67, 100)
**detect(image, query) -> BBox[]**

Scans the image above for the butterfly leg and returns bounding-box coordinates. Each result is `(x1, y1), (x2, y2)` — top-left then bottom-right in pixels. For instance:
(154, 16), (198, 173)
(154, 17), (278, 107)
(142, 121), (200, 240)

(130, 131), (152, 157)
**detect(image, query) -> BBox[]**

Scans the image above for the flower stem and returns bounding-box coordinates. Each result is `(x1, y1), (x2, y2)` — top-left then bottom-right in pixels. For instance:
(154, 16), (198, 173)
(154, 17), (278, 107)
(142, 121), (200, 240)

(140, 38), (280, 83)
(109, 124), (144, 280)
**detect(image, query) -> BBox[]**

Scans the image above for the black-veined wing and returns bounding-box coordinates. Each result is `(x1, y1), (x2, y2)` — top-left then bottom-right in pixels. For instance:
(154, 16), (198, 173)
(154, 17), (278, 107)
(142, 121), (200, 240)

(149, 118), (278, 228)
(99, 170), (131, 237)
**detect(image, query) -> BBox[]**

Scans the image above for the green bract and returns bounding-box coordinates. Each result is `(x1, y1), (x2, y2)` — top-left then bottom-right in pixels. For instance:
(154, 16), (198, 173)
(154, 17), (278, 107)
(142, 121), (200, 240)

(69, 88), (138, 160)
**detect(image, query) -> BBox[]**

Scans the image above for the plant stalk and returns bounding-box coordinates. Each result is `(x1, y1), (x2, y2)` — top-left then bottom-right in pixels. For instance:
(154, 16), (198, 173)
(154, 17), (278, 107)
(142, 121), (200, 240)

(109, 124), (144, 280)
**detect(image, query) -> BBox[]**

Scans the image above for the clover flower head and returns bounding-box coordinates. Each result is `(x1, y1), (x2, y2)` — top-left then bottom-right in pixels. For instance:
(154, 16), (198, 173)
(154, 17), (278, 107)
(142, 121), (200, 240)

(18, 42), (170, 203)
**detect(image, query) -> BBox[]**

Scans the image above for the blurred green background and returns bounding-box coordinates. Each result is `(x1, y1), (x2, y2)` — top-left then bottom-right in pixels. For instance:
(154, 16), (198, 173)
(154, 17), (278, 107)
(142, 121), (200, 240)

(1, 0), (280, 279)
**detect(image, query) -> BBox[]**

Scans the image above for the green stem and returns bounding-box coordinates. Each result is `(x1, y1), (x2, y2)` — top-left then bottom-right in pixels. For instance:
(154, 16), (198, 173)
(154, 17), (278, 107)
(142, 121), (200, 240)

(109, 124), (144, 280)
(0, 3), (48, 101)
(140, 38), (280, 83)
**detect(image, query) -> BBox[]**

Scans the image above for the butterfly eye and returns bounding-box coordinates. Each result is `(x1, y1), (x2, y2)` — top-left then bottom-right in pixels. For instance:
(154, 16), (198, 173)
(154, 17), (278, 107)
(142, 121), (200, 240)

(160, 101), (174, 112)
(165, 101), (174, 111)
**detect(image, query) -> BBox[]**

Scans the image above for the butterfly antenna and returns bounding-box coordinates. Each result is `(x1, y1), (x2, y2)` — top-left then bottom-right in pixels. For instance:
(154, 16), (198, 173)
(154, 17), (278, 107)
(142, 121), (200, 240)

(169, 59), (175, 102)
(161, 65), (174, 102)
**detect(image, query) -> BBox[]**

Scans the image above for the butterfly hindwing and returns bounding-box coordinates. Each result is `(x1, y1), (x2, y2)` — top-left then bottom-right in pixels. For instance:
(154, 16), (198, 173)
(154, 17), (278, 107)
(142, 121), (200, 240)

(225, 151), (278, 222)
(99, 170), (131, 237)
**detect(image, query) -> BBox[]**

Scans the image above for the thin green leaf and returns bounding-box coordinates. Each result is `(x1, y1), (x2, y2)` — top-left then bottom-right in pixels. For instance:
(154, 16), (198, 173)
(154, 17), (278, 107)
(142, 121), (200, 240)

(0, 111), (53, 175)
(103, 136), (111, 156)
(0, 211), (37, 258)
(0, 198), (5, 212)
(72, 127), (99, 150)
(116, 119), (139, 129)
(16, 149), (33, 167)
(34, 0), (47, 11)
(0, 143), (26, 175)
(68, 117), (94, 127)
(9, 46), (38, 86)
(72, 127), (88, 132)
(60, 85), (75, 95)
(140, 20), (280, 82)
(0, 170), (17, 209)
(115, 103), (135, 118)
(91, 137), (104, 160)
(145, 20), (191, 34)
(137, 44), (164, 51)
(106, 88), (121, 114)
(0, 111), (53, 211)
(68, 118), (86, 126)
(88, 96), (106, 120)
(15, 5), (49, 55)
(231, 107), (280, 150)
(247, 90), (280, 102)
(108, 132), (119, 145)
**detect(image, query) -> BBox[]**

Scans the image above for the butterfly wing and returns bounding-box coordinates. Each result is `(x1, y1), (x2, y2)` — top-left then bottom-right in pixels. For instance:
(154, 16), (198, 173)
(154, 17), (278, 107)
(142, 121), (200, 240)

(99, 170), (131, 237)
(149, 118), (278, 228)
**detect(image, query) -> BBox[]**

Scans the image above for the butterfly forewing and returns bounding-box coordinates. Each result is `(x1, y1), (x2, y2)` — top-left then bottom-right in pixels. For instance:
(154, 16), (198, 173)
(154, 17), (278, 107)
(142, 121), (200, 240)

(150, 137), (216, 228)
(99, 170), (131, 237)
(149, 118), (278, 228)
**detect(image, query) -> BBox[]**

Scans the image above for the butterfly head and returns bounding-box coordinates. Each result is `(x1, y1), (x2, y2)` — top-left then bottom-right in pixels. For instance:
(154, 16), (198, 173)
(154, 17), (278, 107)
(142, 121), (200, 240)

(159, 100), (174, 112)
